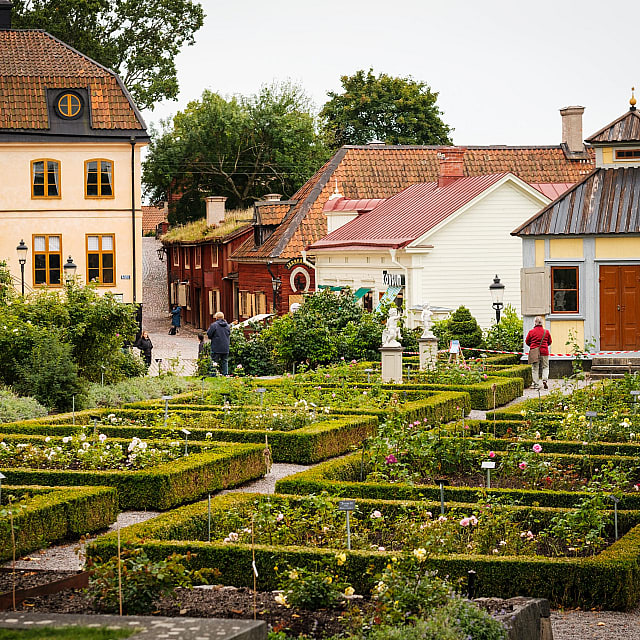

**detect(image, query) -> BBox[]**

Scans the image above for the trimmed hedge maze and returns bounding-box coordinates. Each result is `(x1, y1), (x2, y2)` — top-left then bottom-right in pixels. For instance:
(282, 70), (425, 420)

(0, 485), (117, 561)
(87, 491), (640, 611)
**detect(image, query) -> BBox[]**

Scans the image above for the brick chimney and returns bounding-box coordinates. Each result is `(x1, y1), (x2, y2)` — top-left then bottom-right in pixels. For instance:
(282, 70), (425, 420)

(437, 147), (466, 188)
(205, 196), (227, 227)
(262, 193), (282, 202)
(560, 106), (585, 153)
(0, 0), (12, 29)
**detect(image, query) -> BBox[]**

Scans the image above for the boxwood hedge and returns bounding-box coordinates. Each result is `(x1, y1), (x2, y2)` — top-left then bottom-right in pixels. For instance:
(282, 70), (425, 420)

(1, 444), (266, 510)
(274, 452), (640, 510)
(0, 485), (117, 561)
(87, 492), (640, 610)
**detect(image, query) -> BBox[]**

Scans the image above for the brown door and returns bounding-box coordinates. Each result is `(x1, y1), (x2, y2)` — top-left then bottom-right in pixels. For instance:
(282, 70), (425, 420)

(599, 265), (640, 350)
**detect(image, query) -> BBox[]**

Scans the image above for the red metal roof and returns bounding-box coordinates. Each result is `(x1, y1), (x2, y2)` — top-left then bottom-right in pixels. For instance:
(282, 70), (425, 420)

(309, 174), (511, 250)
(323, 197), (386, 212)
(530, 183), (573, 200)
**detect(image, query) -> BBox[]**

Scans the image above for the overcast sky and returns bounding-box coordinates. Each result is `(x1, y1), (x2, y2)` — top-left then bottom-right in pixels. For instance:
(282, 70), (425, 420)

(141, 0), (639, 146)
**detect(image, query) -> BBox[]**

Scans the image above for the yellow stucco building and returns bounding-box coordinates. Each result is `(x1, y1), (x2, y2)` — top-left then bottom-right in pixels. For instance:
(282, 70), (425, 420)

(514, 95), (640, 353)
(0, 18), (148, 302)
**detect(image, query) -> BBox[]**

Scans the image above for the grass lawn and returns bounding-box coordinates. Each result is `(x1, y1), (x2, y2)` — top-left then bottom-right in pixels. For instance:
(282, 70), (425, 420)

(0, 627), (137, 639)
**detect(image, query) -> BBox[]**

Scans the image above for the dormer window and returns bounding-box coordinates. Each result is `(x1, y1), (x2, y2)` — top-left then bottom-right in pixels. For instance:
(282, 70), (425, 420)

(56, 92), (83, 119)
(615, 149), (640, 160)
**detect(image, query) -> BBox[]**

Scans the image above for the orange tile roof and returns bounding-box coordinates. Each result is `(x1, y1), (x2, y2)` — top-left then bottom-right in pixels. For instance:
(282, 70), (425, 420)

(231, 145), (596, 261)
(142, 205), (168, 232)
(255, 202), (294, 226)
(0, 30), (144, 130)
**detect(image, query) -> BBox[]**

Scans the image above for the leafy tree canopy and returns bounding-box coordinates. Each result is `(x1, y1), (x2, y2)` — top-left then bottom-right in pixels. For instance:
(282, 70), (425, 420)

(143, 82), (329, 223)
(12, 0), (204, 110)
(320, 69), (453, 148)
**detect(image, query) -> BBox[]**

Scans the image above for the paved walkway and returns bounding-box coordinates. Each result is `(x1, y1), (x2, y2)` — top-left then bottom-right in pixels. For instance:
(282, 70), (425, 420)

(142, 237), (201, 376)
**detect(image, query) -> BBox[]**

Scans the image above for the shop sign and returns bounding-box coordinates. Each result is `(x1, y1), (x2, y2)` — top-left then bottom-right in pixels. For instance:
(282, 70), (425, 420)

(382, 271), (405, 287)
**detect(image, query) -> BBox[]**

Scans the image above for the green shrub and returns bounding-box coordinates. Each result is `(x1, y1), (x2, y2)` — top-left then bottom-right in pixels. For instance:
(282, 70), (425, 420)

(84, 375), (192, 409)
(14, 329), (86, 411)
(88, 546), (201, 614)
(229, 324), (277, 376)
(277, 559), (351, 610)
(0, 386), (47, 423)
(484, 305), (523, 355)
(449, 306), (484, 349)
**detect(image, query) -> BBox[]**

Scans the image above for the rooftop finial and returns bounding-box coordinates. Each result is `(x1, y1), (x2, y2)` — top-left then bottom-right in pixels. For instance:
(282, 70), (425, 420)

(631, 87), (637, 111)
(327, 178), (343, 201)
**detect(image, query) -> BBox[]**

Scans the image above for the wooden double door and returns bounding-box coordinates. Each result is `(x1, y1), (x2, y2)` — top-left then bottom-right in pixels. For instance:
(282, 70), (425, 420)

(600, 265), (640, 350)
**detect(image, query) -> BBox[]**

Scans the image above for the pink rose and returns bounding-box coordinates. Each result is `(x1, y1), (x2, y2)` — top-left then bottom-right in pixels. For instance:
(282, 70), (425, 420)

(532, 444), (542, 453)
(385, 454), (397, 465)
(519, 462), (527, 470)
(460, 517), (470, 527)
(488, 451), (496, 458)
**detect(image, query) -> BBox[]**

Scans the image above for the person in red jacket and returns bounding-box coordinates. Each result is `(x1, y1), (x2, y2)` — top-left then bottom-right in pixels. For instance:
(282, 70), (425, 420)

(525, 316), (552, 389)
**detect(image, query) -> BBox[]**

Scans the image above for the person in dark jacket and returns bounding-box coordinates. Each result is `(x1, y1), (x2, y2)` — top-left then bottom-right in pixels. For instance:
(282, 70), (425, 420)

(135, 330), (153, 368)
(206, 311), (231, 375)
(170, 305), (181, 334)
(525, 316), (552, 390)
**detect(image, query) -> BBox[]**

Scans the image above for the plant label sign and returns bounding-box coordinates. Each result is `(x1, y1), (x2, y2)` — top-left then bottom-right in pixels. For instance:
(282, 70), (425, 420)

(338, 500), (356, 511)
(481, 461), (496, 469)
(449, 340), (461, 354)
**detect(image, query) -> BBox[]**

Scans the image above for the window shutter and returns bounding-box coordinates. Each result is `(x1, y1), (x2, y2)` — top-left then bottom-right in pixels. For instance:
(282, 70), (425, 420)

(521, 267), (551, 315)
(178, 283), (187, 307)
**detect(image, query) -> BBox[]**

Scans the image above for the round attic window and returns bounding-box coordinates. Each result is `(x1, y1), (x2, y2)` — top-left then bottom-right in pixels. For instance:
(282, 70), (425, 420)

(56, 92), (83, 119)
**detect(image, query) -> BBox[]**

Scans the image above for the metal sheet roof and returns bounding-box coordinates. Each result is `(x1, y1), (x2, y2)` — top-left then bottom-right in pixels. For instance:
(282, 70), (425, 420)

(585, 109), (640, 144)
(513, 167), (640, 236)
(309, 174), (508, 250)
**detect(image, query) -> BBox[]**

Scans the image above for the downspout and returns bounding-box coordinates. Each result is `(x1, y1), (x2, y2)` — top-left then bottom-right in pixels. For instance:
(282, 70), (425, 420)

(130, 136), (137, 303)
(266, 261), (279, 313)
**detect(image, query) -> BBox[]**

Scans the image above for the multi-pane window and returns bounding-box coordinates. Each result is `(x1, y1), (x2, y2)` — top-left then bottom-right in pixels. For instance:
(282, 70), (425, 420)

(184, 247), (190, 269)
(87, 234), (115, 285)
(195, 246), (202, 269)
(551, 266), (578, 313)
(31, 160), (60, 198)
(615, 149), (640, 160)
(85, 160), (113, 197)
(33, 235), (62, 285)
(57, 93), (82, 118)
(172, 247), (179, 266)
(211, 245), (218, 267)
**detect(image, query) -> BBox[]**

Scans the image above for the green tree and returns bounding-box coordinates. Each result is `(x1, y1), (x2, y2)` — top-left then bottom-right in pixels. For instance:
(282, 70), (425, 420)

(321, 69), (453, 148)
(12, 0), (204, 110)
(484, 305), (523, 353)
(144, 82), (329, 221)
(448, 306), (483, 349)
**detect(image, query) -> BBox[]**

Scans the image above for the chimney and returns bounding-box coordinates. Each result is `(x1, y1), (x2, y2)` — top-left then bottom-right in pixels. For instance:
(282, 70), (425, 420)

(205, 196), (227, 227)
(560, 106), (585, 153)
(262, 193), (282, 202)
(437, 147), (466, 188)
(0, 0), (12, 29)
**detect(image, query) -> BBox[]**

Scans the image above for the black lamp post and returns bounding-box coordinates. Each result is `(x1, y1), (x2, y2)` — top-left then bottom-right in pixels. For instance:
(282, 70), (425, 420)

(156, 246), (165, 262)
(16, 239), (28, 296)
(489, 274), (505, 323)
(63, 256), (77, 283)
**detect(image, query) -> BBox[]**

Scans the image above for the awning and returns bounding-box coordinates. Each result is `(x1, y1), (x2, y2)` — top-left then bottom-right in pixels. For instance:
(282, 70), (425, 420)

(375, 285), (402, 312)
(318, 285), (343, 291)
(354, 287), (371, 301)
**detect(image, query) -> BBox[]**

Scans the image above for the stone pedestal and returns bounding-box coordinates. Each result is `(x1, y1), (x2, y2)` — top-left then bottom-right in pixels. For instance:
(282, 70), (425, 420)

(380, 346), (404, 383)
(419, 336), (438, 370)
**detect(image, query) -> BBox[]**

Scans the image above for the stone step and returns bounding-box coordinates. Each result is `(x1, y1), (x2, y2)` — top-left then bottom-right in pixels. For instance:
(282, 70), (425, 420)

(589, 372), (627, 380)
(592, 357), (640, 366)
(591, 365), (640, 372)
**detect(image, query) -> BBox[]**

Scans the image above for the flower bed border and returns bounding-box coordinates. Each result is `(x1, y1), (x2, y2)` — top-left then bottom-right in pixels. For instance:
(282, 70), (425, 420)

(86, 492), (640, 611)
(274, 452), (640, 510)
(0, 485), (117, 561)
(2, 444), (265, 510)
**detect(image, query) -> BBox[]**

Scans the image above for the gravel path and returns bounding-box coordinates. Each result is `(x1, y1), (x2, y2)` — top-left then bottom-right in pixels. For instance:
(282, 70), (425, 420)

(552, 605), (640, 639)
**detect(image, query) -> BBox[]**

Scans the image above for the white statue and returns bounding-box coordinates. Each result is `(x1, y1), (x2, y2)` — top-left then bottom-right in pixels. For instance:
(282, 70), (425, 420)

(421, 303), (434, 338)
(382, 307), (402, 347)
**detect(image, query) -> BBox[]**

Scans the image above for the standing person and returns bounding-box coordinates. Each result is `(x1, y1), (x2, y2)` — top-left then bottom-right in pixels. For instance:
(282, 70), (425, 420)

(197, 333), (208, 359)
(207, 311), (231, 375)
(170, 304), (181, 335)
(135, 330), (153, 368)
(526, 316), (552, 390)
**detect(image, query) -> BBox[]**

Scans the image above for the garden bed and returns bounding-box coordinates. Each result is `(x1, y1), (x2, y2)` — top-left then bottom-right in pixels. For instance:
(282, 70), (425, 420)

(0, 443), (266, 510)
(87, 492), (640, 610)
(0, 486), (117, 562)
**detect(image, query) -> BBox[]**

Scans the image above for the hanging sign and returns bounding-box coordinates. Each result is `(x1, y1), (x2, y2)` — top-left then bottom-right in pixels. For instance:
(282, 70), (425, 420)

(382, 271), (405, 287)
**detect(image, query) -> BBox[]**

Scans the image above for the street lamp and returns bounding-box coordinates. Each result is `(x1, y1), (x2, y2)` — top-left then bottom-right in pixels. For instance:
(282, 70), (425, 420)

(489, 274), (505, 323)
(156, 246), (165, 262)
(63, 256), (77, 283)
(16, 239), (28, 296)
